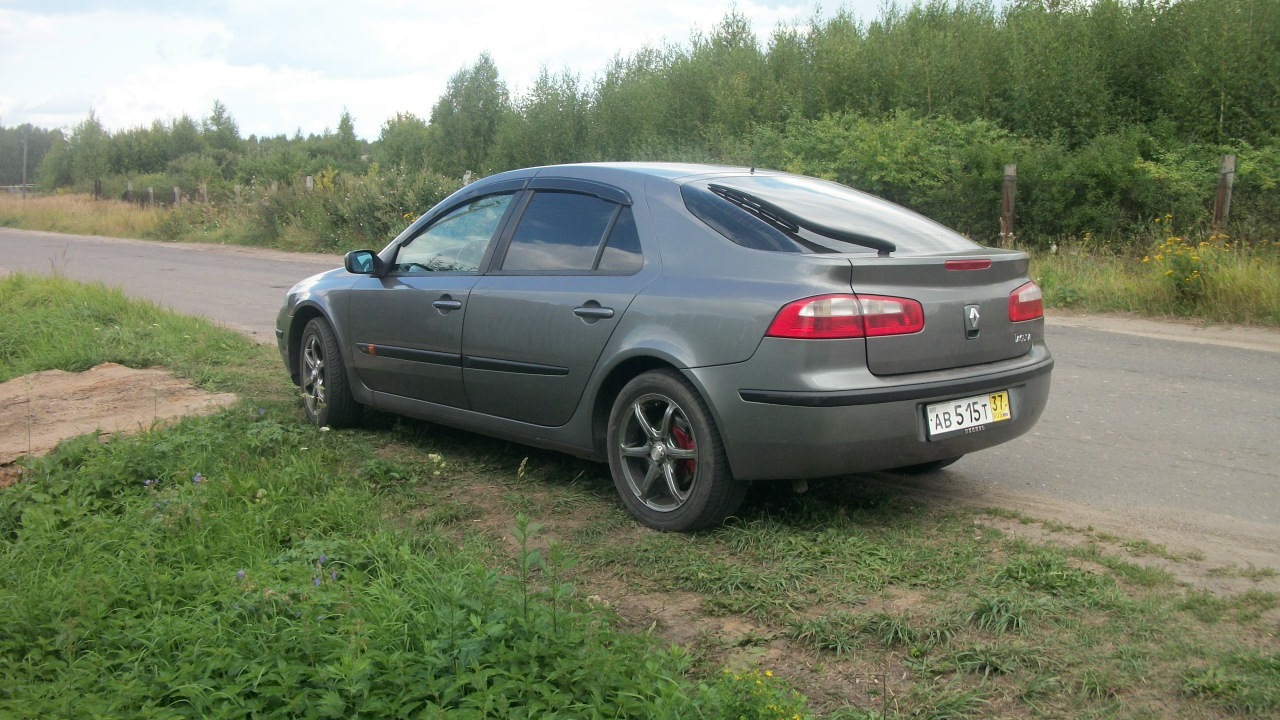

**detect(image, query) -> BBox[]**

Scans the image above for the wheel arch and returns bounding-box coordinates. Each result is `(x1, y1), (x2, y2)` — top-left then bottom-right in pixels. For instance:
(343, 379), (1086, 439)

(589, 355), (682, 458)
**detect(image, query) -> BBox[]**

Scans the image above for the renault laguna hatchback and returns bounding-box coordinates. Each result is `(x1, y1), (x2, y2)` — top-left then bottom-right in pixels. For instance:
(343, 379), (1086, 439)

(278, 163), (1052, 531)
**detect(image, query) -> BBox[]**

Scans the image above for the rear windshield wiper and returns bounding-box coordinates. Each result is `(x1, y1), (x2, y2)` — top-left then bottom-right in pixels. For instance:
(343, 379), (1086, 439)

(708, 183), (897, 257)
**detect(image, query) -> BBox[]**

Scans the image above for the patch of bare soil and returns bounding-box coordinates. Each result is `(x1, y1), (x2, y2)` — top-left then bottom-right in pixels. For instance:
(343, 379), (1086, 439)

(0, 362), (237, 474)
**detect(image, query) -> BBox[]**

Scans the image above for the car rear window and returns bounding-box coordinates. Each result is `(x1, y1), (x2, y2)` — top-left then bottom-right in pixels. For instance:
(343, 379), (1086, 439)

(681, 174), (979, 255)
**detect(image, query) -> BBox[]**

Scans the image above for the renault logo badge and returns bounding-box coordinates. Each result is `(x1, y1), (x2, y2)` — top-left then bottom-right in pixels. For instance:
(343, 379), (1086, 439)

(964, 304), (981, 336)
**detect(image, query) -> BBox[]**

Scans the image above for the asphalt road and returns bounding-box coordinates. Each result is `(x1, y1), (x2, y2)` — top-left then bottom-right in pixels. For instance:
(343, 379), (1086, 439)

(3, 227), (1278, 549)
(0, 228), (340, 344)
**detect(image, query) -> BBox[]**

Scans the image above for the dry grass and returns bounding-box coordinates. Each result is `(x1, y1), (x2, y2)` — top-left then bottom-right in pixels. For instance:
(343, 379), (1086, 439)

(0, 193), (163, 239)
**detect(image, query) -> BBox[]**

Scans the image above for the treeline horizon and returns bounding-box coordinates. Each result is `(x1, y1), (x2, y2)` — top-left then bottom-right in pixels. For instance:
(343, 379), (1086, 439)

(2, 0), (1277, 249)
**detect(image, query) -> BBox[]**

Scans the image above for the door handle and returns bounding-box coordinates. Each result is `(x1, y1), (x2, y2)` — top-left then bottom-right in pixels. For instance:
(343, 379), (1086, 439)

(573, 306), (614, 319)
(433, 299), (463, 311)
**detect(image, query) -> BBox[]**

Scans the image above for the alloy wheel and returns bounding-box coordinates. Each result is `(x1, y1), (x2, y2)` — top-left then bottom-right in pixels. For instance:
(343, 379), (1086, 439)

(617, 392), (700, 513)
(301, 332), (327, 417)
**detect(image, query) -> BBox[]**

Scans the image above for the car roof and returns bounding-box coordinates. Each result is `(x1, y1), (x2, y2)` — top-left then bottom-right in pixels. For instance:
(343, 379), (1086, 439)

(479, 162), (779, 186)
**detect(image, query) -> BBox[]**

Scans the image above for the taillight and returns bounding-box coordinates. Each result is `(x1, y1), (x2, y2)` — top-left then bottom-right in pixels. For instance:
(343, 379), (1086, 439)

(766, 294), (924, 339)
(1008, 281), (1043, 322)
(945, 259), (993, 271)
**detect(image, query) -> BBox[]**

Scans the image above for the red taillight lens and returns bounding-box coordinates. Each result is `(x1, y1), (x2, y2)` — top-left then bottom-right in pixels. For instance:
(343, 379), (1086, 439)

(1008, 281), (1044, 322)
(945, 259), (993, 271)
(860, 295), (926, 337)
(766, 294), (924, 339)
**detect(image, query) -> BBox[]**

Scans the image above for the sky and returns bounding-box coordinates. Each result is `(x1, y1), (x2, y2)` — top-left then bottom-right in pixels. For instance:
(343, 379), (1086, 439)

(0, 0), (888, 141)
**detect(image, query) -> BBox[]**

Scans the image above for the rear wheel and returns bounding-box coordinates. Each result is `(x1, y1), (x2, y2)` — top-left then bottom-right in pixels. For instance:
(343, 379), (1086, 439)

(607, 370), (746, 532)
(299, 318), (362, 428)
(891, 455), (964, 474)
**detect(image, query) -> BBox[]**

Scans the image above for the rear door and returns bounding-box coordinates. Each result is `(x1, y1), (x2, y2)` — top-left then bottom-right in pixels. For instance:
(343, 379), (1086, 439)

(462, 184), (656, 427)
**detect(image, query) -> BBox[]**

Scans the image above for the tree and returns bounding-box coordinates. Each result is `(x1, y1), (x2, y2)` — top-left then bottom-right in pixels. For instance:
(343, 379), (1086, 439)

(588, 48), (670, 159)
(34, 129), (71, 189)
(203, 100), (241, 154)
(376, 112), (431, 169)
(0, 123), (60, 186)
(493, 68), (589, 169)
(170, 115), (206, 160)
(69, 111), (111, 187)
(108, 121), (170, 176)
(427, 52), (509, 178)
(329, 108), (365, 170)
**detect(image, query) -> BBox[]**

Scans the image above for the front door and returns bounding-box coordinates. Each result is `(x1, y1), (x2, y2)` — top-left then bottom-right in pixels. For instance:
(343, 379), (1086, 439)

(349, 192), (516, 408)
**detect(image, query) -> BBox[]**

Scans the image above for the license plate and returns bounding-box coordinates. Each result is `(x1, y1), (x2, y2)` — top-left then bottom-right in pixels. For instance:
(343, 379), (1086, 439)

(926, 391), (1011, 438)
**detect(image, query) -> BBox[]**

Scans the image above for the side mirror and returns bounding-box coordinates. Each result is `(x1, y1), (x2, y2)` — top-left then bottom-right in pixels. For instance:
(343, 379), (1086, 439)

(344, 250), (382, 275)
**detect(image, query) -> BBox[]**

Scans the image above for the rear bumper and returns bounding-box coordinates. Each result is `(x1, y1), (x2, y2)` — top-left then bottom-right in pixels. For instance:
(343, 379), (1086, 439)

(688, 344), (1053, 481)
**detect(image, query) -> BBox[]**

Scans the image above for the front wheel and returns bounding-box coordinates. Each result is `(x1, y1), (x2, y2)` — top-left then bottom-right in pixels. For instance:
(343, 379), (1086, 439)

(298, 318), (362, 428)
(606, 370), (746, 532)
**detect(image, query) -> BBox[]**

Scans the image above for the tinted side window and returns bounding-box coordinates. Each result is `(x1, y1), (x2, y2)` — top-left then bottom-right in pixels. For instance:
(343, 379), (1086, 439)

(501, 192), (617, 272)
(395, 194), (514, 273)
(597, 207), (643, 274)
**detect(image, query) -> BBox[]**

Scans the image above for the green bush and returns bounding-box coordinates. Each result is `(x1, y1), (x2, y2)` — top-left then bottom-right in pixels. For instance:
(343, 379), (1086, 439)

(248, 166), (460, 252)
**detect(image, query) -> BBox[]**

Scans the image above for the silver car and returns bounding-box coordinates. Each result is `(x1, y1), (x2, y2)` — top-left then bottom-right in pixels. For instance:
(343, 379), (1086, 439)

(277, 163), (1052, 531)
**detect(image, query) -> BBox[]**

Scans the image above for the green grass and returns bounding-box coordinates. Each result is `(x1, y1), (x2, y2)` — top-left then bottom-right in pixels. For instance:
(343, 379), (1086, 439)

(3, 273), (1279, 718)
(0, 272), (273, 395)
(1183, 652), (1280, 714)
(0, 274), (806, 718)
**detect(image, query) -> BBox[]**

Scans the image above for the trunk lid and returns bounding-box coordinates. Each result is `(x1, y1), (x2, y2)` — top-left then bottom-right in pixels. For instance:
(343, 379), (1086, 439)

(847, 251), (1034, 376)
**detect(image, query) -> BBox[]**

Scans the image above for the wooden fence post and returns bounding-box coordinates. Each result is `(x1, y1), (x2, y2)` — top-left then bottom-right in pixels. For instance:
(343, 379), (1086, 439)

(147, 187), (154, 207)
(94, 179), (102, 201)
(173, 187), (181, 207)
(125, 181), (133, 203)
(1212, 154), (1236, 232)
(1000, 164), (1017, 248)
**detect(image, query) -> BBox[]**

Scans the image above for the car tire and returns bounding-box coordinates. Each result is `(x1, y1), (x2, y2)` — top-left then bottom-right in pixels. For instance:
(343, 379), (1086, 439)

(891, 455), (964, 474)
(299, 317), (362, 428)
(607, 369), (746, 532)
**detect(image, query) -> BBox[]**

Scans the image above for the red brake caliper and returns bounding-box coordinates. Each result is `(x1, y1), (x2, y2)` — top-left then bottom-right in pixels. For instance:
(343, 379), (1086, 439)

(670, 426), (696, 478)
